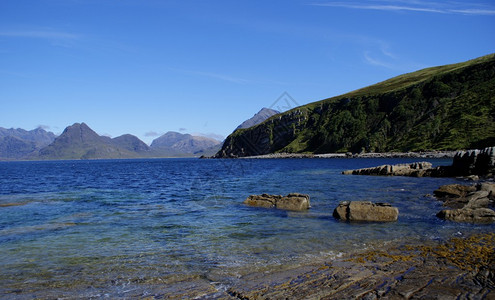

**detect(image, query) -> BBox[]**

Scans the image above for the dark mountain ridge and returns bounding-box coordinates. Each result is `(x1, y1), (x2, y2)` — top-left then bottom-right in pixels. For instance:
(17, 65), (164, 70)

(216, 54), (495, 157)
(38, 122), (152, 160)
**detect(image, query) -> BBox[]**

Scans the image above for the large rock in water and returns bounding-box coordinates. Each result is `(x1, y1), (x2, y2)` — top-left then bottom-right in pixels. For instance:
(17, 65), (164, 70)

(437, 208), (495, 223)
(333, 201), (399, 222)
(435, 182), (495, 223)
(244, 193), (310, 211)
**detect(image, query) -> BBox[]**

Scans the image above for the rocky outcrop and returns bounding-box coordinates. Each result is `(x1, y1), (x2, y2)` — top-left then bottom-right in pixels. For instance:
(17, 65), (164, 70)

(333, 201), (399, 222)
(451, 147), (495, 176)
(235, 108), (280, 131)
(437, 208), (495, 223)
(244, 193), (310, 211)
(343, 147), (495, 178)
(342, 162), (432, 176)
(435, 182), (495, 223)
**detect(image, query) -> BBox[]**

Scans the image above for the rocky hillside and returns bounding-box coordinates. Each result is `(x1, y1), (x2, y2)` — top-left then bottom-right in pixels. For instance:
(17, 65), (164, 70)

(216, 54), (495, 157)
(0, 127), (56, 160)
(38, 123), (153, 160)
(235, 108), (280, 130)
(150, 131), (221, 156)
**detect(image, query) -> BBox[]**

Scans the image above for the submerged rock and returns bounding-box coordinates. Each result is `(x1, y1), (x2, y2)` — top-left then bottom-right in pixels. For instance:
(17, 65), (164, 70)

(333, 201), (399, 222)
(244, 193), (310, 211)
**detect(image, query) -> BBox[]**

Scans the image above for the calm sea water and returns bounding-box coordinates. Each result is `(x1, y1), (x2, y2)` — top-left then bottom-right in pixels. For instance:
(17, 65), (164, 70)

(1, 158), (493, 298)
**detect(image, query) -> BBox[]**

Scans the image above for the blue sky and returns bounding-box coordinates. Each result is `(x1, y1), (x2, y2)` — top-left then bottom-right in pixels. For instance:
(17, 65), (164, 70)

(1, 0), (494, 144)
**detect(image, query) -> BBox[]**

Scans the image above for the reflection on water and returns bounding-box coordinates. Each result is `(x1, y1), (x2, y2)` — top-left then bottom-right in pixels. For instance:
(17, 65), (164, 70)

(0, 158), (493, 297)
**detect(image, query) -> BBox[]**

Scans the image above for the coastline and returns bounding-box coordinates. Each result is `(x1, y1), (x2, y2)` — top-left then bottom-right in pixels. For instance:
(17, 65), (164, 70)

(11, 233), (494, 299)
(238, 151), (457, 159)
(199, 233), (495, 299)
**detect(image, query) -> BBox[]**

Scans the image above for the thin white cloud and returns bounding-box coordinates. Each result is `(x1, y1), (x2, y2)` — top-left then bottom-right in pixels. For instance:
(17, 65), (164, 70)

(363, 51), (394, 69)
(170, 68), (250, 84)
(451, 8), (495, 16)
(310, 1), (495, 16)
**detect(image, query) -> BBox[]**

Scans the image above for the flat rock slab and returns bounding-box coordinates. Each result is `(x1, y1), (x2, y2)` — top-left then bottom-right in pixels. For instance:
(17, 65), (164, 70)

(224, 234), (495, 300)
(333, 201), (399, 222)
(244, 193), (310, 211)
(342, 162), (433, 176)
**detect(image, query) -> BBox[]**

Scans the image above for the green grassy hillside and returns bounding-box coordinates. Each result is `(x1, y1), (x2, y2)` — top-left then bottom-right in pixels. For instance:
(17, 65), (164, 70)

(217, 54), (495, 157)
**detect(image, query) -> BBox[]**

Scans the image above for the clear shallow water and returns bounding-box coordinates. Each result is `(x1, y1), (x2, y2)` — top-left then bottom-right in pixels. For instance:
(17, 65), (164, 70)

(0, 158), (493, 297)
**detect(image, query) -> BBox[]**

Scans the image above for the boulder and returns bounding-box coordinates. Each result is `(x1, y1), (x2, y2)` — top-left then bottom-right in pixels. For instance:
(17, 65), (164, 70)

(478, 182), (495, 199)
(333, 201), (399, 222)
(244, 193), (310, 211)
(437, 208), (495, 223)
(464, 191), (491, 209)
(433, 184), (477, 199)
(434, 183), (495, 223)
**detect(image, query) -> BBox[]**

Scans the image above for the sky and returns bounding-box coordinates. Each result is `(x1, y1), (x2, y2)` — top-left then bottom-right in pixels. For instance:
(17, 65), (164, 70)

(1, 0), (494, 144)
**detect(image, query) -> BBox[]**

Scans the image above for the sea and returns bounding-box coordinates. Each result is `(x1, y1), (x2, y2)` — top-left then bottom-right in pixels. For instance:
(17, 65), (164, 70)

(1, 158), (494, 298)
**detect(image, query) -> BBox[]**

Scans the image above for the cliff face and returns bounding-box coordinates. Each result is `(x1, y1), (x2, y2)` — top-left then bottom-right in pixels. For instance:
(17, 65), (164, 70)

(235, 107), (280, 131)
(216, 54), (495, 158)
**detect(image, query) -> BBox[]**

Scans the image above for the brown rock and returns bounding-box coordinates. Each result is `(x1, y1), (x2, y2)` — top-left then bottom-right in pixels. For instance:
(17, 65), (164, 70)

(437, 208), (495, 223)
(464, 191), (491, 209)
(244, 193), (310, 211)
(433, 184), (477, 199)
(478, 182), (495, 200)
(342, 162), (432, 177)
(333, 201), (399, 222)
(276, 193), (310, 210)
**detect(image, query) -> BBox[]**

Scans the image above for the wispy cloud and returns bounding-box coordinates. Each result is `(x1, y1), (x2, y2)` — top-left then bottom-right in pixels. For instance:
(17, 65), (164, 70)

(170, 68), (250, 84)
(310, 1), (495, 16)
(37, 124), (51, 130)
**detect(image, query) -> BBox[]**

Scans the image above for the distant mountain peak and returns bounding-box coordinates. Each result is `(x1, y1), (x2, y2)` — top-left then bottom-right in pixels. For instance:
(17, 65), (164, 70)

(0, 126), (56, 160)
(150, 131), (221, 155)
(235, 107), (280, 131)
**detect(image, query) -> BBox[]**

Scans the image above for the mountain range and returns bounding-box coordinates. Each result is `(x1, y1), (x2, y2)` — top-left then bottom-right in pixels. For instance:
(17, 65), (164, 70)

(0, 127), (56, 160)
(0, 106), (277, 160)
(4, 54), (492, 160)
(216, 53), (495, 157)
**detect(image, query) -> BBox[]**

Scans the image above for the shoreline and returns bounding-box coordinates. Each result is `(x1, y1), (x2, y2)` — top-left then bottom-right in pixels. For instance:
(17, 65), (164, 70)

(239, 151), (457, 159)
(205, 233), (495, 299)
(9, 233), (494, 299)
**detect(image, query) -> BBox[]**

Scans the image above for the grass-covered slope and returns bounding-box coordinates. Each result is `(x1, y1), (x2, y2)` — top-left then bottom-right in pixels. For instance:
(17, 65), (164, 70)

(217, 54), (495, 157)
